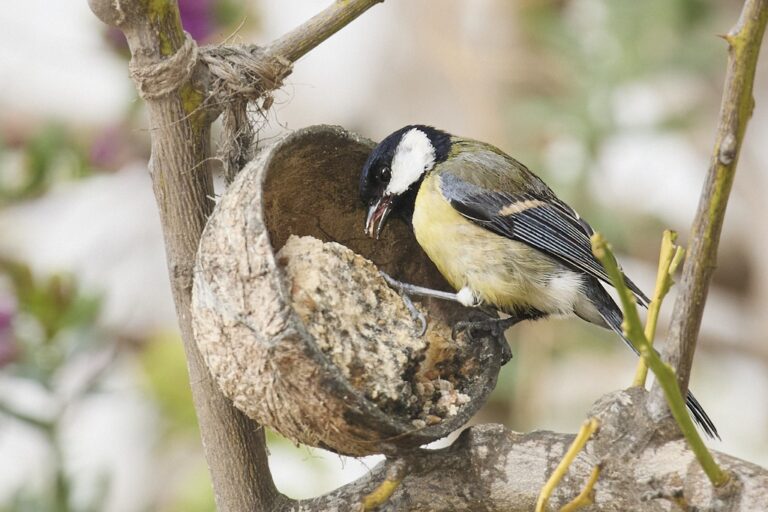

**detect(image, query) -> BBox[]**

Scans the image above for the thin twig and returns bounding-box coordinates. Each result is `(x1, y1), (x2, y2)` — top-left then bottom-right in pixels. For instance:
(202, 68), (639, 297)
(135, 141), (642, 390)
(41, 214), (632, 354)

(266, 0), (385, 63)
(592, 234), (730, 487)
(535, 418), (600, 512)
(559, 464), (602, 512)
(359, 459), (410, 511)
(633, 230), (684, 387)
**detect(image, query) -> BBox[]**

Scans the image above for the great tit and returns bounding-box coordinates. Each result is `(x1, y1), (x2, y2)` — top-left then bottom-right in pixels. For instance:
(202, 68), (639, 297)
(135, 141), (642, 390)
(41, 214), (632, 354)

(359, 124), (718, 439)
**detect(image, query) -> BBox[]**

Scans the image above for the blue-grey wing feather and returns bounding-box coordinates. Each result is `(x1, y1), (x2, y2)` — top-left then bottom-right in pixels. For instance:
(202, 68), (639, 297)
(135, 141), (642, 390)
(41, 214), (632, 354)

(439, 172), (650, 306)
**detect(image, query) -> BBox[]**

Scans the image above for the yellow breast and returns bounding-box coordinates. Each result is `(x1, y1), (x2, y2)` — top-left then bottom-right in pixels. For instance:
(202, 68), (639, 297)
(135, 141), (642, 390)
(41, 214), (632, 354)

(412, 174), (573, 315)
(412, 174), (477, 291)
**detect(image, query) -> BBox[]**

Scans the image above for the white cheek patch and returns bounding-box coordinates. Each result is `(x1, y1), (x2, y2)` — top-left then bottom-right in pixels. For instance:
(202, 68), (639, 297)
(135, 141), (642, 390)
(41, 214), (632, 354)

(386, 128), (436, 195)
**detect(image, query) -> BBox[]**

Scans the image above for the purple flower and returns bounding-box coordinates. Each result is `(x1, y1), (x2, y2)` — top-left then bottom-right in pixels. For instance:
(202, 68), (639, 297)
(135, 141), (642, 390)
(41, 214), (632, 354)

(179, 0), (217, 42)
(89, 125), (124, 170)
(0, 297), (18, 368)
(104, 0), (219, 55)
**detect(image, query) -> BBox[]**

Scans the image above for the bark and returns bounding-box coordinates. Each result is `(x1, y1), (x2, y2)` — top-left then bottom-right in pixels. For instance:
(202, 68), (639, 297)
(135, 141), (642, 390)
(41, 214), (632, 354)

(291, 389), (768, 511)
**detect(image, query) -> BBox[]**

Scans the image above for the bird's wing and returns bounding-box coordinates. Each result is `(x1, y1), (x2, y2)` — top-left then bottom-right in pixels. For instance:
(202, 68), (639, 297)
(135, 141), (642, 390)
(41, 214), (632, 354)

(439, 172), (650, 306)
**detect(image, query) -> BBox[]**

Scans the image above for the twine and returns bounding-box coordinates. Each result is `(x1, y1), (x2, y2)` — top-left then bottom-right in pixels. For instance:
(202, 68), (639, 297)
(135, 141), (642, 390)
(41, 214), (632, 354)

(200, 45), (292, 105)
(128, 32), (199, 100)
(128, 30), (293, 179)
(200, 45), (292, 182)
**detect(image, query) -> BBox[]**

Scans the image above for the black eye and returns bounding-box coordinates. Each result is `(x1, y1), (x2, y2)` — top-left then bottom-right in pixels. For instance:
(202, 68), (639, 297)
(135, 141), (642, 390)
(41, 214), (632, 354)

(378, 167), (391, 182)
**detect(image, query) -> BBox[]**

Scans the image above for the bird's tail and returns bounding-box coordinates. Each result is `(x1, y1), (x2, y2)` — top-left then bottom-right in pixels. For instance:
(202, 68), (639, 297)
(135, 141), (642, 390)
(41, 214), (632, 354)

(587, 281), (720, 440)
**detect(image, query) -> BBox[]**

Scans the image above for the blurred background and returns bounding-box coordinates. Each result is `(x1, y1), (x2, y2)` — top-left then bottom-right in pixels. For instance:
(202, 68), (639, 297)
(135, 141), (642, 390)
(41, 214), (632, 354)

(1, 0), (766, 510)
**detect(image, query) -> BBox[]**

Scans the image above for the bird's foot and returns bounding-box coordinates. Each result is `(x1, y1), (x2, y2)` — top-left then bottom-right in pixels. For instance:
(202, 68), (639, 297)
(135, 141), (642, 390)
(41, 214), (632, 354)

(380, 272), (428, 336)
(451, 315), (515, 365)
(399, 291), (428, 336)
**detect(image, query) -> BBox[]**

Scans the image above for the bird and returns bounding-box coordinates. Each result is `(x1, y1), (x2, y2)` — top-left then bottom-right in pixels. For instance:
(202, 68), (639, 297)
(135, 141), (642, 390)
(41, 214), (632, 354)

(359, 124), (718, 439)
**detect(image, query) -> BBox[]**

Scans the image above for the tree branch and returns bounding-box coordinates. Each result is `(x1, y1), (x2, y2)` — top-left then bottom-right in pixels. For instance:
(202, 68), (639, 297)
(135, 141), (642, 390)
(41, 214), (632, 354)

(265, 0), (384, 62)
(658, 0), (768, 396)
(87, 1), (277, 510)
(287, 389), (768, 511)
(87, 1), (386, 511)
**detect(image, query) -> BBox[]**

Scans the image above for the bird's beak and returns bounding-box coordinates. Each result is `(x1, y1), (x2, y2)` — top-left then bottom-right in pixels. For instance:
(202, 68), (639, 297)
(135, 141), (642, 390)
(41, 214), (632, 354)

(365, 195), (394, 239)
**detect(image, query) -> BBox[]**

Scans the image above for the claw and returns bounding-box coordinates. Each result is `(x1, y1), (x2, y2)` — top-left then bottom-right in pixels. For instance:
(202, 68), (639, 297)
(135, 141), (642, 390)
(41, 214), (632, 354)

(451, 321), (467, 342)
(498, 337), (513, 364)
(451, 319), (482, 341)
(450, 317), (514, 365)
(400, 292), (428, 336)
(381, 271), (429, 336)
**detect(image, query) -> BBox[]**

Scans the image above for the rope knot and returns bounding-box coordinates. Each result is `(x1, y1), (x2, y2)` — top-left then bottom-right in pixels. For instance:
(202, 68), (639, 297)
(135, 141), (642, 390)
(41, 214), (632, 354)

(128, 34), (294, 181)
(200, 45), (292, 108)
(128, 32), (199, 99)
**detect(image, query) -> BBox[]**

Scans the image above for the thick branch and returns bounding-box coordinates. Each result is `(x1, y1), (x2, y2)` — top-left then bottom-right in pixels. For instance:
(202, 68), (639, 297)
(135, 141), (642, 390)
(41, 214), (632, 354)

(658, 0), (768, 395)
(87, 1), (385, 511)
(87, 1), (277, 511)
(288, 390), (768, 511)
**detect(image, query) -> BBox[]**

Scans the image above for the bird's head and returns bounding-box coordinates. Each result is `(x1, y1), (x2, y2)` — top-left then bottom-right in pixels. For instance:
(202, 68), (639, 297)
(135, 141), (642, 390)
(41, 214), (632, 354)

(360, 125), (450, 239)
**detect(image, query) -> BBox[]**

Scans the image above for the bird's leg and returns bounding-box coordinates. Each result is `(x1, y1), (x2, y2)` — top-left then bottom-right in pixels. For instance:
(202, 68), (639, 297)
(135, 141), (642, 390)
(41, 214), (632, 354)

(451, 315), (523, 339)
(380, 272), (480, 306)
(378, 272), (436, 336)
(380, 272), (484, 336)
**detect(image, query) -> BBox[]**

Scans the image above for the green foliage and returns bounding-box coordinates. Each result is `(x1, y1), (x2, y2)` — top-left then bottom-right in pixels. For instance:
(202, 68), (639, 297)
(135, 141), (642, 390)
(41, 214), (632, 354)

(509, 0), (726, 229)
(515, 0), (721, 133)
(138, 331), (200, 437)
(0, 258), (101, 384)
(0, 491), (89, 512)
(0, 260), (108, 512)
(156, 463), (215, 512)
(0, 124), (90, 204)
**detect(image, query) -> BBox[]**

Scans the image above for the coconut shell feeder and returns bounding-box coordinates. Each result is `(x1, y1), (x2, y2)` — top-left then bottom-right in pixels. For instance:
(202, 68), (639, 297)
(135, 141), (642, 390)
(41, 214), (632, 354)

(191, 125), (503, 457)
